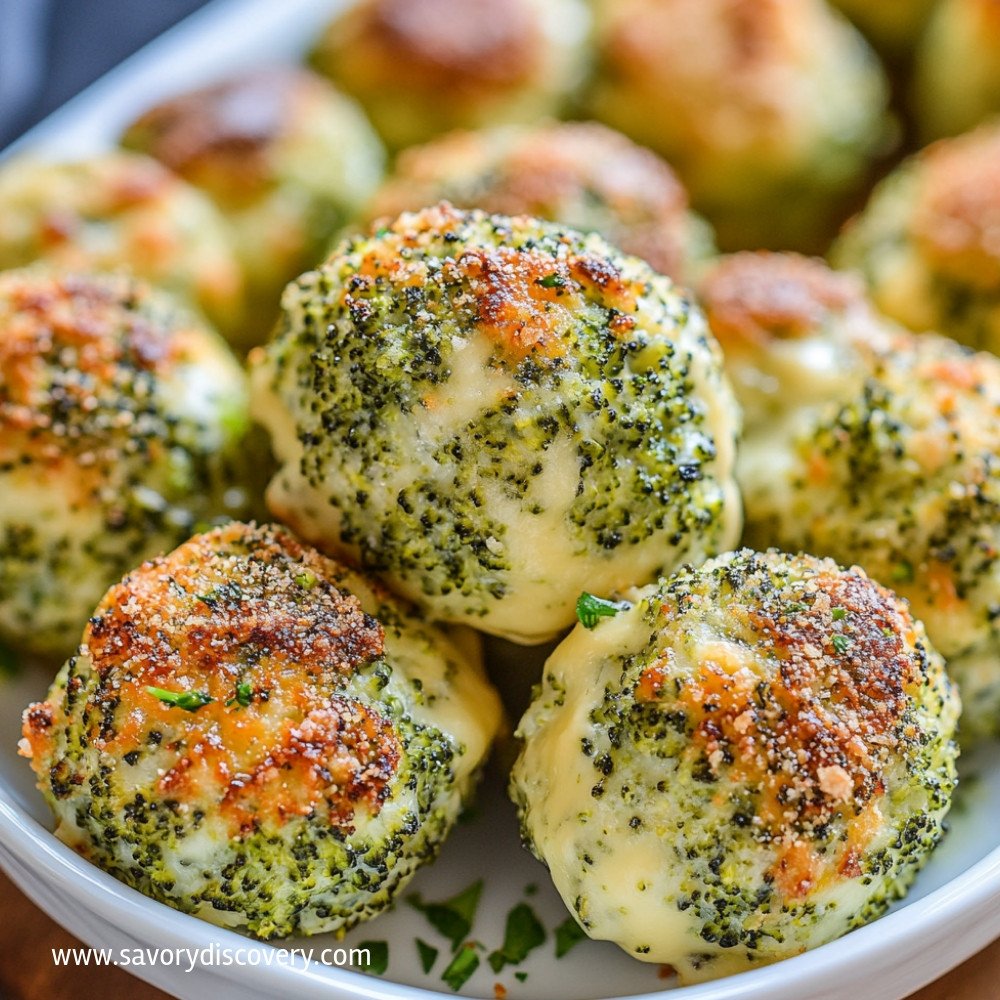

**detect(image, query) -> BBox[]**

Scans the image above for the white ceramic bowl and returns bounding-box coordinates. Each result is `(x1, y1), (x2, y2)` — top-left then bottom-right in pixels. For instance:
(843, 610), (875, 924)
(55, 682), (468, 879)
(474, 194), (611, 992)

(2, 2), (1000, 997)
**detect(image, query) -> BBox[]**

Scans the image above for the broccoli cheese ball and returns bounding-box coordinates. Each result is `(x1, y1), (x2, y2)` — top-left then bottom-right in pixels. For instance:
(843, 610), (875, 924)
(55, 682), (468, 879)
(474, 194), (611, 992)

(0, 269), (257, 660)
(366, 121), (715, 286)
(829, 0), (935, 56)
(914, 0), (1000, 139)
(511, 549), (960, 983)
(699, 252), (893, 431)
(252, 204), (741, 644)
(20, 522), (501, 938)
(0, 152), (244, 339)
(310, 0), (591, 151)
(741, 331), (1000, 737)
(587, 0), (891, 252)
(122, 67), (385, 347)
(833, 123), (1000, 354)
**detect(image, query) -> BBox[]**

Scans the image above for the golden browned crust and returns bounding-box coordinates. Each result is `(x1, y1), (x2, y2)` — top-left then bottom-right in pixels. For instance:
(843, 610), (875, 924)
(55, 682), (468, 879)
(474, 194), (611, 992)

(348, 204), (644, 361)
(23, 523), (402, 835)
(86, 522), (384, 680)
(700, 251), (864, 348)
(123, 67), (326, 199)
(912, 125), (1000, 288)
(373, 122), (694, 278)
(352, 0), (541, 92)
(640, 562), (920, 895)
(601, 0), (813, 129)
(0, 271), (187, 463)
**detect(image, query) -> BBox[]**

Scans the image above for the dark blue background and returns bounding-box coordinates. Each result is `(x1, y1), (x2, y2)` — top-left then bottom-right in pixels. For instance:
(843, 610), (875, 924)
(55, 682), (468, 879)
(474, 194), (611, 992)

(0, 0), (210, 150)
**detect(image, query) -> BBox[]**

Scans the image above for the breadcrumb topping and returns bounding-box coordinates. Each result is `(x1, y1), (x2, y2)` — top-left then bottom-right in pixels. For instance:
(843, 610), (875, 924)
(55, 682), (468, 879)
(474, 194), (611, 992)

(701, 251), (865, 348)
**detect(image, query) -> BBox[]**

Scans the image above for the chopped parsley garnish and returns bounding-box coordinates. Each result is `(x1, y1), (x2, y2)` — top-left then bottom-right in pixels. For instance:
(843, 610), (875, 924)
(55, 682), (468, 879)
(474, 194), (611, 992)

(515, 971), (528, 983)
(295, 571), (317, 589)
(576, 592), (629, 629)
(441, 943), (479, 992)
(410, 880), (484, 951)
(226, 682), (253, 708)
(882, 627), (895, 638)
(785, 602), (808, 613)
(488, 903), (546, 973)
(357, 940), (388, 975)
(146, 687), (213, 712)
(536, 272), (566, 289)
(416, 938), (438, 974)
(831, 634), (851, 654)
(554, 917), (587, 958)
(831, 607), (847, 621)
(891, 560), (914, 583)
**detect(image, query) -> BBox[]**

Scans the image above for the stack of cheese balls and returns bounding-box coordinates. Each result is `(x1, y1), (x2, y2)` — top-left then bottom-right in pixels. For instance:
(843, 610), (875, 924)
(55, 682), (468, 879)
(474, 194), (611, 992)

(8, 0), (1000, 987)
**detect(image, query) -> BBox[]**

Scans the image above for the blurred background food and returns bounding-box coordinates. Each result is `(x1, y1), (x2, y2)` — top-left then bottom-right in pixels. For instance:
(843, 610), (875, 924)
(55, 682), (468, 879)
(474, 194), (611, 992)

(309, 0), (592, 151)
(122, 67), (385, 345)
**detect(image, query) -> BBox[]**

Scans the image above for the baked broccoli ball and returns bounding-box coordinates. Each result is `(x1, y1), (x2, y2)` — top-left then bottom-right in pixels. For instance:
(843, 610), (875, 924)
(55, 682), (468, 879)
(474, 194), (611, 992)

(914, 0), (1000, 139)
(511, 549), (960, 983)
(122, 67), (385, 347)
(741, 331), (1000, 737)
(699, 252), (893, 431)
(833, 123), (1000, 354)
(0, 269), (257, 660)
(20, 522), (501, 938)
(252, 203), (741, 644)
(310, 0), (591, 151)
(366, 121), (715, 286)
(587, 0), (891, 252)
(829, 0), (935, 56)
(0, 152), (244, 339)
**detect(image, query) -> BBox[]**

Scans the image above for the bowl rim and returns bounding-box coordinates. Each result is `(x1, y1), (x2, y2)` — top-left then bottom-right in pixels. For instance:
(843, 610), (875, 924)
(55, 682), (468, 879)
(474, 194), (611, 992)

(3, 776), (1000, 1000)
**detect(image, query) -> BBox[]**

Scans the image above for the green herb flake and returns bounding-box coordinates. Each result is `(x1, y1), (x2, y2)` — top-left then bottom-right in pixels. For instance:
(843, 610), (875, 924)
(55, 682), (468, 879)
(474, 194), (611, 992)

(441, 943), (479, 992)
(416, 938), (438, 974)
(146, 686), (213, 712)
(891, 560), (914, 583)
(536, 272), (566, 289)
(882, 627), (895, 638)
(357, 940), (388, 975)
(554, 917), (587, 958)
(785, 602), (808, 613)
(576, 593), (629, 629)
(524, 883), (538, 896)
(831, 607), (847, 621)
(227, 681), (253, 708)
(831, 634), (851, 655)
(515, 971), (528, 982)
(295, 571), (317, 589)
(410, 880), (484, 951)
(488, 903), (546, 973)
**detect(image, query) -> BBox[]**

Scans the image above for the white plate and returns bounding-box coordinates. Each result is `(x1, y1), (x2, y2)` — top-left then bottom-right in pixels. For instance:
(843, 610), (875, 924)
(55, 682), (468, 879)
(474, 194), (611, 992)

(2, 2), (1000, 998)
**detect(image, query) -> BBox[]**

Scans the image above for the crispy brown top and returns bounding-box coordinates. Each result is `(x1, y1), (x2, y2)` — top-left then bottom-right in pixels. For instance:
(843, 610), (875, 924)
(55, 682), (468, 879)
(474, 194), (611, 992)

(602, 0), (817, 136)
(123, 67), (325, 200)
(23, 523), (400, 836)
(348, 204), (644, 361)
(700, 251), (864, 348)
(640, 558), (923, 896)
(912, 125), (1000, 288)
(0, 271), (189, 464)
(373, 122), (694, 278)
(86, 522), (384, 680)
(352, 0), (541, 92)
